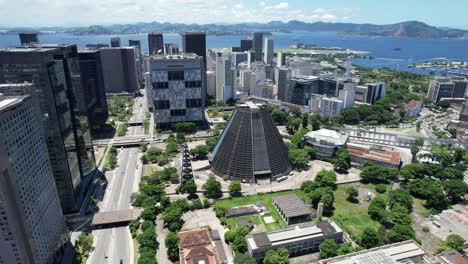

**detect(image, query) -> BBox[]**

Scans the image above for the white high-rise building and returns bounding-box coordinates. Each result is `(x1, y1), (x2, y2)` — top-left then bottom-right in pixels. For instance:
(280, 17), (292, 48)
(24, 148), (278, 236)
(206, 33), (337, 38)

(320, 97), (344, 117)
(338, 83), (356, 109)
(277, 52), (286, 67)
(216, 54), (237, 103)
(264, 37), (274, 65)
(207, 70), (216, 97)
(0, 94), (68, 264)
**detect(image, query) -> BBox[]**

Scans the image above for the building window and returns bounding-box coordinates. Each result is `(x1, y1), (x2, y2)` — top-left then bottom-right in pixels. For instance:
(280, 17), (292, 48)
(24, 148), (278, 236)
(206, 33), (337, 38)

(185, 80), (202, 88)
(170, 109), (186, 116)
(153, 82), (168, 89)
(186, 98), (202, 108)
(168, 71), (184, 81)
(154, 100), (170, 109)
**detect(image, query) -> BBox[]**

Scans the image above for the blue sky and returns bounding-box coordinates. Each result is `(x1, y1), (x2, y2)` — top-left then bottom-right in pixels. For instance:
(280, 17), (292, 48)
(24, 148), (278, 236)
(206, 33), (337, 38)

(0, 0), (466, 28)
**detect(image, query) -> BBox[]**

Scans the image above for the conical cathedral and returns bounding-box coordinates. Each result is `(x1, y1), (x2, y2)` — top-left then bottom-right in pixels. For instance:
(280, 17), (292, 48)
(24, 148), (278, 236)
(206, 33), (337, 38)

(210, 102), (292, 182)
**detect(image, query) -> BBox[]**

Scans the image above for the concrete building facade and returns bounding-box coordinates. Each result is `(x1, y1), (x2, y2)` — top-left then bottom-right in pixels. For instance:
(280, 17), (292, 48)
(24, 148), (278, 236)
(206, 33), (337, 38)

(264, 38), (274, 65)
(99, 47), (139, 93)
(253, 32), (264, 61)
(320, 97), (344, 117)
(147, 53), (205, 128)
(0, 95), (68, 264)
(216, 54), (237, 103)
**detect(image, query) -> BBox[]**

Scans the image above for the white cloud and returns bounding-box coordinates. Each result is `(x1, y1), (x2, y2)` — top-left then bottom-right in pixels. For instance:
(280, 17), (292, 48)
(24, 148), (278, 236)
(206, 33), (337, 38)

(0, 0), (358, 27)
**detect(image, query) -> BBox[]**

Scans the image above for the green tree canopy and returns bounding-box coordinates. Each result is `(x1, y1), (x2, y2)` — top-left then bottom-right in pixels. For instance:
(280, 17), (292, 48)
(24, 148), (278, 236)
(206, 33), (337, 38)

(202, 175), (223, 198)
(165, 232), (180, 262)
(333, 148), (351, 172)
(263, 247), (290, 264)
(228, 180), (242, 197)
(319, 239), (339, 259)
(360, 227), (383, 249)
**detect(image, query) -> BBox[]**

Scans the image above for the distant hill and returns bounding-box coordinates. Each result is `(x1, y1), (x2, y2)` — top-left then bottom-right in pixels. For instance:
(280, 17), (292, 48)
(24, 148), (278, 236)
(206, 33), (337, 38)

(3, 20), (468, 38)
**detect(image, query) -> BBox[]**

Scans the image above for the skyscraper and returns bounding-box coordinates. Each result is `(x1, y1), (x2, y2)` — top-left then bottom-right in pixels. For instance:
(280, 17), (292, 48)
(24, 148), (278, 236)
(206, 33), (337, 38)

(0, 44), (96, 213)
(0, 94), (68, 263)
(320, 97), (344, 117)
(146, 53), (205, 128)
(128, 39), (141, 51)
(19, 33), (39, 45)
(99, 47), (139, 93)
(253, 32), (264, 61)
(277, 52), (286, 67)
(275, 67), (291, 101)
(110, 37), (121, 47)
(148, 33), (164, 55)
(182, 32), (207, 65)
(240, 39), (253, 52)
(264, 37), (274, 65)
(338, 83), (356, 109)
(216, 54), (237, 103)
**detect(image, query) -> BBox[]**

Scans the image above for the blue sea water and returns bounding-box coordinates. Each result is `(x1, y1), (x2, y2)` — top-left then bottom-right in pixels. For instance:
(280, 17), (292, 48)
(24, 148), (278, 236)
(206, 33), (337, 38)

(1, 31), (467, 74)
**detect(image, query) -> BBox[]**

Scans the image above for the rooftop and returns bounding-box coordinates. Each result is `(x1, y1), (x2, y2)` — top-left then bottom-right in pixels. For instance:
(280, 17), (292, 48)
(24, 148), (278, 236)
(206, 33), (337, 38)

(304, 129), (348, 146)
(149, 53), (200, 60)
(247, 220), (342, 250)
(178, 229), (212, 248)
(346, 142), (401, 166)
(0, 94), (29, 112)
(272, 194), (313, 218)
(319, 240), (430, 264)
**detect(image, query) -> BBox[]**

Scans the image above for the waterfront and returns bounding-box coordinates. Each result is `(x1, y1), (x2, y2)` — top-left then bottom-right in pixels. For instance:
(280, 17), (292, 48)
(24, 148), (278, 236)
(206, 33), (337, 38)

(1, 31), (468, 74)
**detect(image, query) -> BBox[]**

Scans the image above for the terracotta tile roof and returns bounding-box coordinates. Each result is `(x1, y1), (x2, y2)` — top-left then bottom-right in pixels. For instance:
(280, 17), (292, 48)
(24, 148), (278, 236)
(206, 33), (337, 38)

(178, 229), (212, 248)
(346, 143), (401, 166)
(178, 229), (220, 264)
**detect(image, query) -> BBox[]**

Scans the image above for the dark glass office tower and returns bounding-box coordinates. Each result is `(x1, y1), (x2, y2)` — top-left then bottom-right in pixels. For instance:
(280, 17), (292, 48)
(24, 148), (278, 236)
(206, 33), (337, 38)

(240, 39), (253, 52)
(78, 49), (109, 129)
(19, 33), (39, 45)
(148, 33), (164, 55)
(253, 32), (264, 61)
(0, 44), (96, 213)
(129, 39), (141, 50)
(110, 37), (121, 47)
(182, 32), (207, 65)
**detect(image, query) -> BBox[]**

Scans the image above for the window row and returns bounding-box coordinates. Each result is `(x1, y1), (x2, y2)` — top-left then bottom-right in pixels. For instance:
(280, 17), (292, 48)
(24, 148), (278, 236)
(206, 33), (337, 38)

(185, 81), (202, 88)
(153, 82), (168, 89)
(154, 100), (170, 109)
(186, 98), (202, 108)
(170, 109), (186, 116)
(168, 71), (184, 80)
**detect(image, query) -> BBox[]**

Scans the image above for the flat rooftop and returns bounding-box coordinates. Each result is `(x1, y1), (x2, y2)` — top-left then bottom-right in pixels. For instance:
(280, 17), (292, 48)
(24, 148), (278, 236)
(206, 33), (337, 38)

(319, 240), (429, 264)
(273, 194), (313, 218)
(149, 53), (199, 60)
(305, 129), (348, 146)
(247, 220), (342, 250)
(346, 142), (401, 166)
(0, 95), (29, 112)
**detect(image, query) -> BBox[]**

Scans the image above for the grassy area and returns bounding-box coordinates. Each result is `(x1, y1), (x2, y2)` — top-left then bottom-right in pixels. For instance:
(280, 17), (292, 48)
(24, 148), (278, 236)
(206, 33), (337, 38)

(225, 214), (262, 230)
(215, 189), (309, 231)
(104, 147), (118, 170)
(331, 184), (385, 239)
(117, 122), (128, 136)
(107, 95), (134, 122)
(208, 110), (232, 119)
(413, 197), (429, 218)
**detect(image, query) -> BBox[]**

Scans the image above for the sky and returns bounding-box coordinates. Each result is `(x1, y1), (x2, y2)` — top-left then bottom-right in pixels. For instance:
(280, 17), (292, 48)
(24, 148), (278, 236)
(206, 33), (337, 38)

(1, 0), (467, 29)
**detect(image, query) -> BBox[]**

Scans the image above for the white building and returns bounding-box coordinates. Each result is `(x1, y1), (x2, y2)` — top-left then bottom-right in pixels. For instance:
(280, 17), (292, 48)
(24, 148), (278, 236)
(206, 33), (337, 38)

(216, 54), (237, 103)
(206, 70), (216, 97)
(338, 83), (356, 109)
(289, 60), (322, 77)
(0, 94), (68, 264)
(264, 37), (274, 65)
(320, 97), (344, 117)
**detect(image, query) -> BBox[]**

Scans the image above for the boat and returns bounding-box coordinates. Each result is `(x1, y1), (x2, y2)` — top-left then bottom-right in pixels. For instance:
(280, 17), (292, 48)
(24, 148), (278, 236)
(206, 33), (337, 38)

(392, 48), (402, 51)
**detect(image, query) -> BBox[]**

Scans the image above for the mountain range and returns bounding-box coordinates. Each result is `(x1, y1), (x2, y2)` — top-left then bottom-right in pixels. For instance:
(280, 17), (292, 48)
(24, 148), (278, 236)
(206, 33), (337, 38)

(3, 20), (468, 38)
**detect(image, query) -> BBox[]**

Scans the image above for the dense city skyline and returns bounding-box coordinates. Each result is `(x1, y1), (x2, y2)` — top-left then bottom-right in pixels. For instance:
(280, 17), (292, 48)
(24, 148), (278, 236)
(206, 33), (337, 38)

(1, 0), (468, 29)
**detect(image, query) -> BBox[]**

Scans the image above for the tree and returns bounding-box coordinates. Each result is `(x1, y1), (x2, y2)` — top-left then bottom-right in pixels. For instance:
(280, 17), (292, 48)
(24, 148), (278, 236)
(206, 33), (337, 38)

(302, 113), (309, 128)
(436, 100), (450, 109)
(319, 239), (339, 259)
(337, 244), (354, 255)
(190, 144), (210, 159)
(162, 206), (183, 232)
(263, 247), (290, 264)
(202, 175), (222, 198)
(360, 162), (398, 183)
(341, 108), (361, 125)
(136, 225), (157, 249)
(389, 189), (413, 211)
(359, 227), (382, 249)
(444, 234), (466, 252)
(304, 146), (316, 160)
(228, 180), (242, 197)
(271, 109), (287, 125)
(389, 224), (415, 243)
(286, 116), (301, 133)
(453, 147), (467, 163)
(291, 128), (309, 147)
(375, 184), (387, 193)
(346, 187), (359, 202)
(288, 148), (309, 169)
(415, 120), (422, 131)
(182, 180), (198, 198)
(234, 253), (257, 264)
(300, 180), (315, 193)
(310, 113), (321, 131)
(443, 179), (468, 204)
(232, 235), (248, 253)
(315, 170), (337, 190)
(431, 144), (454, 167)
(368, 196), (388, 223)
(165, 232), (180, 262)
(391, 203), (412, 225)
(176, 122), (197, 133)
(75, 230), (94, 264)
(320, 190), (335, 216)
(410, 138), (424, 161)
(333, 148), (351, 172)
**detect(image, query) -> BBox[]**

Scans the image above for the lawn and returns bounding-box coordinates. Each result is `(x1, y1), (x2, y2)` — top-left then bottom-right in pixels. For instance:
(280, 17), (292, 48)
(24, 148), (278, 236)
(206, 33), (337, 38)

(413, 197), (429, 217)
(331, 184), (385, 240)
(225, 214), (262, 230)
(215, 189), (309, 231)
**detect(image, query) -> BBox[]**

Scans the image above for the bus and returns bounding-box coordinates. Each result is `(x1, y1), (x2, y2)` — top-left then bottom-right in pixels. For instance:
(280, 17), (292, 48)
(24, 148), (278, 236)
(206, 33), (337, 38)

(276, 176), (288, 182)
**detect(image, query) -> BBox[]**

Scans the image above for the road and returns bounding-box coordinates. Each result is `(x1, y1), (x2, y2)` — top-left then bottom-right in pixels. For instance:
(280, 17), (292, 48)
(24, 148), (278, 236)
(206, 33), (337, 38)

(88, 92), (146, 264)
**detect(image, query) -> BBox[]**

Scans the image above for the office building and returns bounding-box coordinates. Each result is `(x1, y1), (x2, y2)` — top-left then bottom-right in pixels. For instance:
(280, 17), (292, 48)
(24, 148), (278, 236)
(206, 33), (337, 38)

(0, 94), (68, 264)
(428, 77), (468, 102)
(231, 46), (241, 52)
(319, 240), (433, 264)
(182, 32), (207, 65)
(275, 68), (291, 101)
(289, 61), (322, 76)
(253, 32), (264, 61)
(99, 47), (139, 93)
(247, 220), (343, 261)
(210, 102), (291, 183)
(264, 38), (274, 65)
(148, 33), (164, 55)
(207, 70), (216, 97)
(254, 80), (275, 99)
(19, 33), (39, 45)
(320, 97), (344, 117)
(78, 48), (109, 129)
(231, 51), (248, 68)
(308, 94), (323, 112)
(354, 82), (387, 104)
(86, 43), (109, 49)
(216, 54), (237, 103)
(338, 83), (356, 109)
(273, 194), (315, 225)
(304, 129), (349, 157)
(346, 143), (401, 168)
(240, 39), (253, 52)
(287, 76), (320, 105)
(277, 52), (286, 67)
(146, 53), (205, 128)
(164, 43), (179, 54)
(247, 50), (255, 68)
(128, 39), (141, 51)
(110, 37), (121, 47)
(178, 229), (221, 264)
(0, 44), (95, 213)
(265, 65), (275, 80)
(239, 68), (256, 94)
